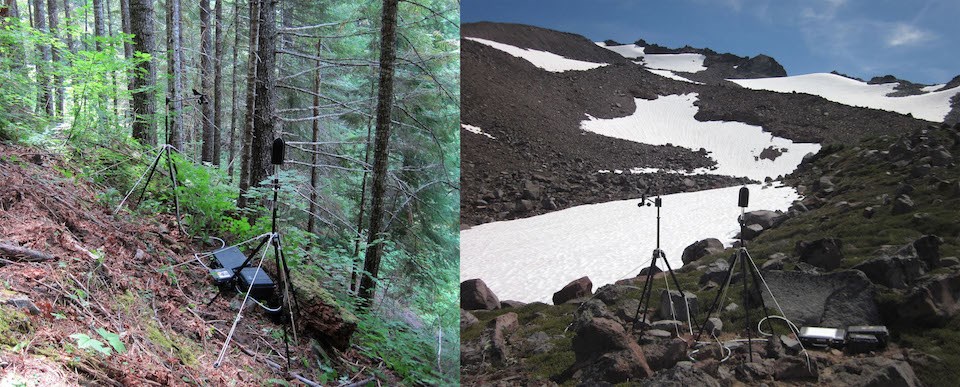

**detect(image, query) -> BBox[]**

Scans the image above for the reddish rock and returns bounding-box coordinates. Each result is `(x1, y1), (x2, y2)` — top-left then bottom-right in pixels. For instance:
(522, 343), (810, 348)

(461, 278), (500, 310)
(553, 276), (593, 305)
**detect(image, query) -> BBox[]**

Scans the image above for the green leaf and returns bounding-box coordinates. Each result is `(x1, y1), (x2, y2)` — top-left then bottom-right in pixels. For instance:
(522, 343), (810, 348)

(70, 333), (112, 356)
(96, 328), (126, 354)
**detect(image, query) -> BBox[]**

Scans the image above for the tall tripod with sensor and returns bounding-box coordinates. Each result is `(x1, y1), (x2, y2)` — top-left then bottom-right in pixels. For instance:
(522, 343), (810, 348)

(199, 138), (301, 369)
(695, 186), (782, 362)
(629, 191), (695, 335)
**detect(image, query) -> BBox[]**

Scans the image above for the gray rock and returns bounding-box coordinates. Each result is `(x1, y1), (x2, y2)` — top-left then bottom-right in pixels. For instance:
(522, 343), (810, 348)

(460, 309), (478, 330)
(780, 335), (801, 353)
(741, 224), (764, 240)
(461, 279), (500, 310)
(699, 259), (730, 286)
(500, 300), (527, 309)
(898, 272), (960, 327)
(3, 297), (41, 315)
(826, 357), (921, 387)
(724, 303), (739, 313)
(553, 276), (593, 305)
(525, 331), (553, 354)
(704, 317), (722, 337)
(939, 257), (960, 267)
(912, 235), (943, 268)
(644, 329), (673, 340)
(521, 179), (540, 200)
(642, 364), (721, 387)
(774, 356), (818, 381)
(796, 238), (844, 270)
(852, 254), (924, 289)
(863, 206), (876, 218)
(571, 299), (618, 332)
(742, 210), (786, 229)
(681, 238), (725, 265)
(659, 290), (698, 321)
(892, 194), (915, 214)
(644, 338), (688, 371)
(762, 270), (881, 327)
(487, 312), (519, 365)
(650, 320), (684, 333)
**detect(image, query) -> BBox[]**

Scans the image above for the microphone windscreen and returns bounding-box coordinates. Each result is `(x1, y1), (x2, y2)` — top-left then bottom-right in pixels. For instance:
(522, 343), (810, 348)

(271, 138), (285, 165)
(738, 186), (750, 207)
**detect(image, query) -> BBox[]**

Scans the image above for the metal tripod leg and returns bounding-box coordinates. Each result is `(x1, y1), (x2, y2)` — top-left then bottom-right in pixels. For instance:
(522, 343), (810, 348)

(742, 248), (776, 336)
(695, 252), (741, 342)
(132, 147), (165, 209)
(630, 251), (660, 332)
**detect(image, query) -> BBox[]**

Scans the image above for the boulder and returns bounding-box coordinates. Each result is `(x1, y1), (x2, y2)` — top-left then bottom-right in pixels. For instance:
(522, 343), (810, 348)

(742, 210), (786, 229)
(898, 272), (960, 327)
(796, 238), (844, 270)
(734, 359), (775, 383)
(761, 270), (880, 327)
(571, 299), (617, 333)
(461, 279), (500, 310)
(852, 254), (924, 289)
(644, 338), (689, 371)
(638, 265), (662, 277)
(553, 276), (593, 305)
(774, 356), (818, 381)
(572, 318), (653, 383)
(703, 317), (722, 337)
(940, 257), (960, 267)
(826, 357), (921, 387)
(520, 179), (540, 200)
(500, 300), (527, 309)
(659, 290), (698, 321)
(699, 259), (730, 286)
(891, 195), (915, 215)
(650, 320), (684, 333)
(487, 312), (519, 365)
(681, 238), (725, 265)
(741, 224), (764, 240)
(912, 235), (943, 268)
(641, 364), (721, 387)
(460, 309), (478, 330)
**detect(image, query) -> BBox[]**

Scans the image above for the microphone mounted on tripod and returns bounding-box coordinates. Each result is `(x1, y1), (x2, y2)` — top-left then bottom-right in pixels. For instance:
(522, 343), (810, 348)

(271, 138), (286, 166)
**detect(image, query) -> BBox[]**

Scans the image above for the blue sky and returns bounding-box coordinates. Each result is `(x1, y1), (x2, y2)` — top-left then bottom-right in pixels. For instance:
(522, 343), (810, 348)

(462, 0), (959, 84)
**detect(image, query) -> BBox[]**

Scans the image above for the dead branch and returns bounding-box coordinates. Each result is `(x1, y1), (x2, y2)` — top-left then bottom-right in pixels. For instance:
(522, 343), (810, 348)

(0, 242), (56, 262)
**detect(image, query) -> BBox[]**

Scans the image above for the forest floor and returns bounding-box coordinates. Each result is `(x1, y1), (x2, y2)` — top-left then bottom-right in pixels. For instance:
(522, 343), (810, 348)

(0, 143), (394, 386)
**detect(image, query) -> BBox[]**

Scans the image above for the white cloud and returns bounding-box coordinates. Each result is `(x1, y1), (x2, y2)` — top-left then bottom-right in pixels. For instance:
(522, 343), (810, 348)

(886, 23), (933, 47)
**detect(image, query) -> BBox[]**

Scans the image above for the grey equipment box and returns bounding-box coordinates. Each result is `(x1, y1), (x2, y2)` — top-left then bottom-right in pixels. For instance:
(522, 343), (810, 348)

(845, 333), (882, 354)
(798, 327), (846, 348)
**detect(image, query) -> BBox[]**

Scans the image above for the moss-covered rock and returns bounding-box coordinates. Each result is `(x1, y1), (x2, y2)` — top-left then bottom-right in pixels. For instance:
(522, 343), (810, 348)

(291, 274), (358, 351)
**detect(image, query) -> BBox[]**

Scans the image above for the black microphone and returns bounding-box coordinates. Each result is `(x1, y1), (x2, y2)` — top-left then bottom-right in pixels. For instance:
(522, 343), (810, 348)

(738, 186), (749, 208)
(271, 138), (285, 165)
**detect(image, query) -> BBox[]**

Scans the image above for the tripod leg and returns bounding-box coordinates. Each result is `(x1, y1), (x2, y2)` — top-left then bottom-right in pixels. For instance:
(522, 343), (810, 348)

(233, 235), (271, 275)
(133, 148), (164, 209)
(740, 249), (753, 362)
(164, 147), (185, 234)
(277, 240), (303, 328)
(694, 253), (740, 342)
(743, 249), (776, 336)
(272, 239), (292, 370)
(661, 253), (693, 333)
(631, 254), (659, 332)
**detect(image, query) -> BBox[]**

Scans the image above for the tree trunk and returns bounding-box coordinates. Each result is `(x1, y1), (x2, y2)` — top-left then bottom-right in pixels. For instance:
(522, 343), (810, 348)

(350, 71), (378, 293)
(358, 0), (400, 307)
(32, 0), (53, 116)
(212, 0), (223, 166)
(199, 0), (214, 162)
(47, 0), (62, 117)
(237, 0), (260, 208)
(307, 38), (323, 235)
(165, 0), (184, 148)
(227, 0), (241, 177)
(120, 0), (132, 59)
(63, 0), (76, 54)
(249, 0), (277, 197)
(92, 0), (105, 50)
(130, 0), (156, 146)
(1, 0), (19, 20)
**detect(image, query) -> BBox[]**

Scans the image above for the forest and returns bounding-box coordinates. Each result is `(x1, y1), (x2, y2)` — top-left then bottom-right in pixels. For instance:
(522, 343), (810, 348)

(0, 0), (459, 384)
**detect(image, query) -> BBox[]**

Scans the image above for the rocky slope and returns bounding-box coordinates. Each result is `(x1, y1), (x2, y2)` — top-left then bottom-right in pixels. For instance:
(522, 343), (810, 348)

(460, 123), (960, 386)
(460, 22), (936, 227)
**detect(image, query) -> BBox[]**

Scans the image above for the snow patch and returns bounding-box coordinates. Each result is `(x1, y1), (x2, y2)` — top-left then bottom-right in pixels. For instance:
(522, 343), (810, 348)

(921, 84), (945, 92)
(466, 37), (608, 72)
(731, 73), (959, 122)
(598, 42), (707, 73)
(460, 184), (800, 303)
(596, 42), (645, 58)
(627, 167), (713, 175)
(461, 123), (496, 140)
(580, 94), (821, 181)
(648, 69), (705, 85)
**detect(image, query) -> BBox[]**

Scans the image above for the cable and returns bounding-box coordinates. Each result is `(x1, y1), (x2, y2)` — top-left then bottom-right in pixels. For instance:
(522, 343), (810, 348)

(215, 233), (274, 368)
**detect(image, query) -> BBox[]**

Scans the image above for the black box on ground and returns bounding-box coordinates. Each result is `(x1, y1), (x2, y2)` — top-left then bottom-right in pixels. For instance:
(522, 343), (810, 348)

(846, 333), (882, 354)
(238, 267), (276, 301)
(212, 246), (247, 271)
(846, 325), (889, 346)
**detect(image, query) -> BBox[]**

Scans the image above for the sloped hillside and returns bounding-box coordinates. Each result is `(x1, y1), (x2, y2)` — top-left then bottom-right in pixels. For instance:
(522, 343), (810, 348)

(0, 144), (390, 386)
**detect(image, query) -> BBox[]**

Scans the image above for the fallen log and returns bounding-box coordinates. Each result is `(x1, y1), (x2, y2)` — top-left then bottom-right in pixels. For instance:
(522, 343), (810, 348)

(0, 242), (56, 262)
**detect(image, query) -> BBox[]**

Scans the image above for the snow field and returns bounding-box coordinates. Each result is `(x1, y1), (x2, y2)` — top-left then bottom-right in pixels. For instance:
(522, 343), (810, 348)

(460, 184), (800, 303)
(647, 69), (705, 84)
(465, 37), (608, 72)
(580, 93), (821, 181)
(461, 123), (496, 139)
(731, 73), (959, 122)
(597, 42), (707, 73)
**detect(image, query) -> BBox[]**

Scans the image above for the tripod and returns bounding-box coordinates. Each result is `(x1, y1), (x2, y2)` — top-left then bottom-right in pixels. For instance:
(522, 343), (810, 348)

(113, 96), (202, 233)
(694, 186), (778, 362)
(629, 193), (694, 335)
(211, 139), (301, 369)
